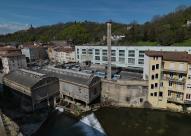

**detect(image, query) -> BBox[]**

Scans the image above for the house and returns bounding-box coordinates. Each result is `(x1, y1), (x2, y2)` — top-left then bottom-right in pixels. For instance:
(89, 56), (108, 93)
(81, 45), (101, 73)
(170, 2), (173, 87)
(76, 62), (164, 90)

(3, 69), (60, 111)
(0, 47), (27, 74)
(21, 45), (48, 62)
(143, 51), (191, 108)
(48, 46), (75, 64)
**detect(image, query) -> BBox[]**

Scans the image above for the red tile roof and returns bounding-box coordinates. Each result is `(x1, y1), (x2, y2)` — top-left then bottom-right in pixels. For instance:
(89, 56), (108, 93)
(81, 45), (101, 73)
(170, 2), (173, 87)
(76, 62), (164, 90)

(145, 51), (191, 63)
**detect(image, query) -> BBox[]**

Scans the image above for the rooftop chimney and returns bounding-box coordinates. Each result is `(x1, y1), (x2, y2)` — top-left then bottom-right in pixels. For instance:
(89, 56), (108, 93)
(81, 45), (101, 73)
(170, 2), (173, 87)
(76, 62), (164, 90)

(106, 20), (112, 80)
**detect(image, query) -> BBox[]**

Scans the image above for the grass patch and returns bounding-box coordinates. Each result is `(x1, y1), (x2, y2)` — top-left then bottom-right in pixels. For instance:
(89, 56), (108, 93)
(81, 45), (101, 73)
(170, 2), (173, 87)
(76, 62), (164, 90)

(174, 39), (191, 46)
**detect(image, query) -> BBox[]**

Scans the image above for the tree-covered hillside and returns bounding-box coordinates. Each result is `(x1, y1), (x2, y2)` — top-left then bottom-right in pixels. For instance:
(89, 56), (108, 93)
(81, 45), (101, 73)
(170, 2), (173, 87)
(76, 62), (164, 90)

(0, 21), (127, 44)
(1, 6), (191, 46)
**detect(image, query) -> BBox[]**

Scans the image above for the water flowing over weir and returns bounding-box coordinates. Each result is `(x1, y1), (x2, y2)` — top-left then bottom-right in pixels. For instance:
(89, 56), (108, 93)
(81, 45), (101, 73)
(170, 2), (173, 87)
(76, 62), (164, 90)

(34, 108), (191, 136)
(34, 111), (106, 136)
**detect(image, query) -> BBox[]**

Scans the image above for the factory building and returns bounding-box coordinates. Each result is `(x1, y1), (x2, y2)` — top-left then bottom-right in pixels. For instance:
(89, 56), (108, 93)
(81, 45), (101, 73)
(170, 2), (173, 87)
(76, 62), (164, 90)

(41, 66), (101, 105)
(75, 45), (191, 70)
(3, 69), (60, 111)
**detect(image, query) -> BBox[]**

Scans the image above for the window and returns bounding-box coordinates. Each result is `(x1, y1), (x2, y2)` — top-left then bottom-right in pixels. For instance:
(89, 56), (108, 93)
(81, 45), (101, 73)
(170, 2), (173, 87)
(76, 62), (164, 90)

(188, 75), (191, 79)
(119, 50), (125, 57)
(88, 49), (93, 54)
(155, 83), (158, 88)
(111, 50), (116, 56)
(151, 84), (154, 89)
(151, 75), (155, 80)
(119, 58), (125, 63)
(152, 65), (155, 70)
(179, 74), (183, 79)
(95, 49), (100, 55)
(160, 82), (163, 87)
(154, 92), (157, 96)
(186, 94), (191, 99)
(170, 73), (173, 78)
(155, 74), (158, 79)
(156, 64), (159, 69)
(77, 49), (79, 54)
(102, 50), (107, 56)
(169, 81), (173, 86)
(150, 93), (153, 96)
(95, 56), (100, 60)
(138, 59), (144, 64)
(128, 50), (135, 57)
(128, 58), (135, 64)
(82, 49), (86, 54)
(111, 57), (116, 62)
(139, 51), (145, 58)
(159, 92), (163, 97)
(102, 56), (107, 61)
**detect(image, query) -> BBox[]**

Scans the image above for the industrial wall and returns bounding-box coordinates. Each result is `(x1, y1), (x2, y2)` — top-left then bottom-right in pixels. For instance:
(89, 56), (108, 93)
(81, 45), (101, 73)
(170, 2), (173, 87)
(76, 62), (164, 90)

(101, 79), (148, 107)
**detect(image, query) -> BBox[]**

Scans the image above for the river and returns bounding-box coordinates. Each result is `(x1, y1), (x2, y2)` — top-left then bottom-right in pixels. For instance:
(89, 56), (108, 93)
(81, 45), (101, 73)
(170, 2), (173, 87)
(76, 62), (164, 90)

(34, 107), (191, 136)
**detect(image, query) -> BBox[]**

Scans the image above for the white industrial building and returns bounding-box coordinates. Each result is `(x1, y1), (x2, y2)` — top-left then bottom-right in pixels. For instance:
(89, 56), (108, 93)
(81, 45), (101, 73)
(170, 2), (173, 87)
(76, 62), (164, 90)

(75, 45), (191, 69)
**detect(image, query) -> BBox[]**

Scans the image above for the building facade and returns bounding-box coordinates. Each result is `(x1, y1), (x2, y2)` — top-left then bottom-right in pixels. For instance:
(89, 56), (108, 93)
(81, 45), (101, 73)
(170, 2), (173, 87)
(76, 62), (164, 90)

(75, 45), (191, 69)
(21, 47), (48, 62)
(0, 54), (27, 74)
(48, 46), (75, 64)
(0, 47), (27, 74)
(41, 66), (101, 105)
(143, 51), (191, 108)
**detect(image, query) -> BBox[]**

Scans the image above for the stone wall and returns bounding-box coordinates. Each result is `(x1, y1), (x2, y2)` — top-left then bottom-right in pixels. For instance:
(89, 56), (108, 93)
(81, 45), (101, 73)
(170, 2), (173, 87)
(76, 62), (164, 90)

(101, 79), (148, 107)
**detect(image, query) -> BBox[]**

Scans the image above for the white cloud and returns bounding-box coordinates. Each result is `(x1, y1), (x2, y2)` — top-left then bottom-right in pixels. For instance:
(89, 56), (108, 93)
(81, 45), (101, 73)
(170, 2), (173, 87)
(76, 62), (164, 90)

(0, 23), (30, 35)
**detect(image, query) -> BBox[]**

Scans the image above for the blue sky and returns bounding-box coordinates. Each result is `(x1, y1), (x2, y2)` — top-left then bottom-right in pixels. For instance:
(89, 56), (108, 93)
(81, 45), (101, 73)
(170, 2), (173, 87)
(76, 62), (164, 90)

(0, 0), (191, 34)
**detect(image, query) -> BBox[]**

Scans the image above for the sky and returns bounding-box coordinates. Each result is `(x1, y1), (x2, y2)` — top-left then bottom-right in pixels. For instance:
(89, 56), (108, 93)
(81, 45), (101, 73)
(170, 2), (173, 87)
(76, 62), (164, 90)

(0, 0), (191, 34)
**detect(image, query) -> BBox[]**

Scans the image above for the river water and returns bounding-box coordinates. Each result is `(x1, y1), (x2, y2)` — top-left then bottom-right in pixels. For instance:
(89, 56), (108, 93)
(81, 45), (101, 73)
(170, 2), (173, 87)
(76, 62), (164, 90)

(34, 107), (191, 136)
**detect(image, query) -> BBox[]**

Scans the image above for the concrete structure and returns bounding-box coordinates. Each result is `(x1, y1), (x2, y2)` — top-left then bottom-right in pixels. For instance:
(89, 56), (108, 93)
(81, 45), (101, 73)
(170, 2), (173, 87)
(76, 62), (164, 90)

(41, 66), (101, 105)
(143, 51), (191, 109)
(75, 46), (191, 70)
(107, 21), (112, 80)
(3, 69), (59, 111)
(101, 79), (148, 107)
(48, 46), (75, 64)
(21, 46), (47, 62)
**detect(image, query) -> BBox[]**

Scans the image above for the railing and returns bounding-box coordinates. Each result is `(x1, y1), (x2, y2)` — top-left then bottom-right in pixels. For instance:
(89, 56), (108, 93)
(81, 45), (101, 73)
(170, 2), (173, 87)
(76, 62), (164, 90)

(162, 68), (187, 74)
(167, 97), (184, 104)
(162, 76), (186, 83)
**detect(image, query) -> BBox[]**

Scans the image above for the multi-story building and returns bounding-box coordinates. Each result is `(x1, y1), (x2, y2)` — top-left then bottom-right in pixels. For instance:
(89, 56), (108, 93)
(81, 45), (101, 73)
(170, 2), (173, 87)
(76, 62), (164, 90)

(21, 45), (48, 62)
(0, 47), (27, 74)
(75, 45), (191, 69)
(143, 51), (191, 108)
(48, 46), (75, 64)
(0, 54), (27, 74)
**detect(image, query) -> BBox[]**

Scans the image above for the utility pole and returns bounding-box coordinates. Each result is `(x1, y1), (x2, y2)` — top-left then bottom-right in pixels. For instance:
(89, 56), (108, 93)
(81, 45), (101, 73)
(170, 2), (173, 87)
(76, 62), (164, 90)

(106, 20), (112, 80)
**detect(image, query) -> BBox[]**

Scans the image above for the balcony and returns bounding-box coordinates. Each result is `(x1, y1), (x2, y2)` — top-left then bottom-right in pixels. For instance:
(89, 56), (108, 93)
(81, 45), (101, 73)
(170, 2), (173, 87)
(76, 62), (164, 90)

(162, 68), (187, 74)
(167, 97), (184, 104)
(162, 76), (186, 83)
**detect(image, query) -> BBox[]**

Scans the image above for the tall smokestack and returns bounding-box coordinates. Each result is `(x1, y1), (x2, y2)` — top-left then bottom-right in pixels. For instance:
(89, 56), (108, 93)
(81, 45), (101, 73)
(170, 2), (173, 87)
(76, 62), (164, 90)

(106, 20), (112, 80)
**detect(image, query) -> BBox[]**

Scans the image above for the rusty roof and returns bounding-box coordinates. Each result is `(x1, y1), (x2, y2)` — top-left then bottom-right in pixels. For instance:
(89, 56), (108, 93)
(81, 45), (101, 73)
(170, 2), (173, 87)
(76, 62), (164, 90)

(145, 51), (191, 63)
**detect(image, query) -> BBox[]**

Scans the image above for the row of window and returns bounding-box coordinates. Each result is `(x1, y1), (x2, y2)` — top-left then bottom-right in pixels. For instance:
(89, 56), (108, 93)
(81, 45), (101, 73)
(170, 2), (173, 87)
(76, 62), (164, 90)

(152, 64), (159, 70)
(151, 74), (159, 80)
(150, 92), (163, 97)
(79, 49), (144, 58)
(94, 56), (143, 64)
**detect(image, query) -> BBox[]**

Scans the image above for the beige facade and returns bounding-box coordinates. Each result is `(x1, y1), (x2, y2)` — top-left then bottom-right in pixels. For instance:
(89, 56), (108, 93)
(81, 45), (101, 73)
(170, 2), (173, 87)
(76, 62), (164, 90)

(48, 47), (75, 64)
(144, 51), (191, 108)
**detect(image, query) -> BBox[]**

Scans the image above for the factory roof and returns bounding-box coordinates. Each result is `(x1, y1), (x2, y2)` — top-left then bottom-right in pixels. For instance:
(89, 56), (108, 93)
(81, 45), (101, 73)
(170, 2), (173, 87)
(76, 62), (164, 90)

(40, 66), (100, 87)
(3, 69), (46, 88)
